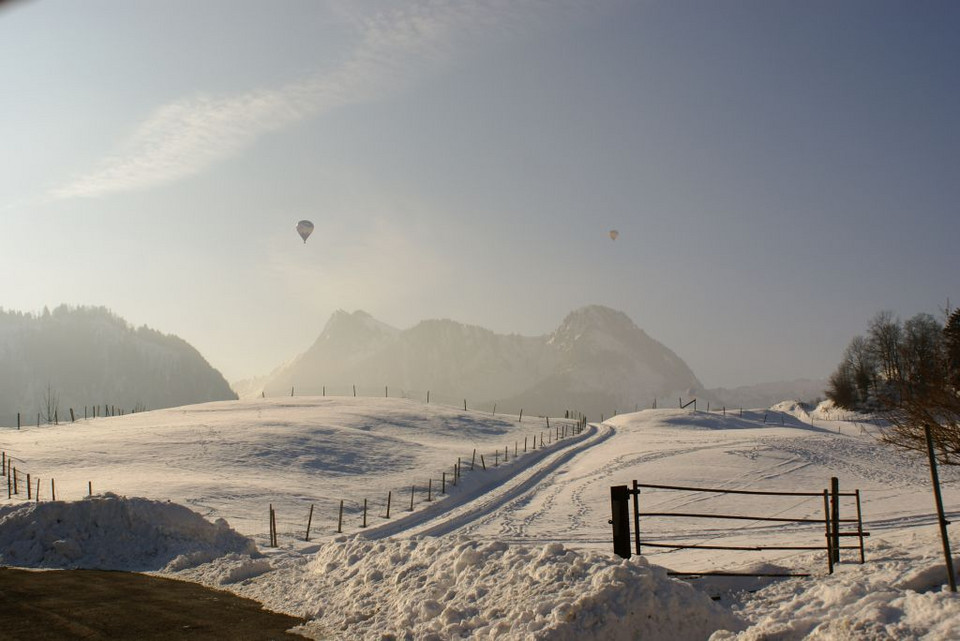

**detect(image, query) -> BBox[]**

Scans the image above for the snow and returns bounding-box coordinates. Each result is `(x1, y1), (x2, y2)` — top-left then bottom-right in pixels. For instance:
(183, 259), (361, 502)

(0, 493), (256, 571)
(1, 396), (959, 639)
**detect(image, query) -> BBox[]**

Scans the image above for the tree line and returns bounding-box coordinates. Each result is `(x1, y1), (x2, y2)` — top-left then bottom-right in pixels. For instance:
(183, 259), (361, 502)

(826, 307), (960, 463)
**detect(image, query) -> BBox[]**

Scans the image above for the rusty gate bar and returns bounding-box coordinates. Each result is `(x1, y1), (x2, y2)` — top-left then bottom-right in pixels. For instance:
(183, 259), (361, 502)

(636, 541), (851, 551)
(637, 512), (852, 523)
(634, 482), (855, 497)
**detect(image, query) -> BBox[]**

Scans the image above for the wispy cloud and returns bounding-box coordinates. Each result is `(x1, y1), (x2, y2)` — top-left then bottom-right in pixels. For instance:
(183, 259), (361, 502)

(52, 0), (588, 200)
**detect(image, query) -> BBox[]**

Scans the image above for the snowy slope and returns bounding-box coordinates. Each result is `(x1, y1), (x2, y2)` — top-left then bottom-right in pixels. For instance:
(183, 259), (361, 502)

(1, 398), (959, 639)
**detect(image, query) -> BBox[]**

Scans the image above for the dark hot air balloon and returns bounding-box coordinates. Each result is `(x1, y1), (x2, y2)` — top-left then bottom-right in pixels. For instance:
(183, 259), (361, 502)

(296, 220), (314, 244)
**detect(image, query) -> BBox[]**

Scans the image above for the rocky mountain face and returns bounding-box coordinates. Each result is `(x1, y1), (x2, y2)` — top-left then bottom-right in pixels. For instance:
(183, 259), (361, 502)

(260, 306), (705, 419)
(0, 306), (237, 427)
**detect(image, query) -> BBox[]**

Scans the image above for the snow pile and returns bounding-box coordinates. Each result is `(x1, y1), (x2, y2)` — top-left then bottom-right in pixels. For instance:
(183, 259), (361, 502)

(710, 535), (960, 641)
(0, 493), (258, 571)
(212, 536), (744, 640)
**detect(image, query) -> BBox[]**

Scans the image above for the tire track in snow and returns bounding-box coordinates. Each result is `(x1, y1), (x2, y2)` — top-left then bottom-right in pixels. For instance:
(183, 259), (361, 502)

(361, 423), (615, 539)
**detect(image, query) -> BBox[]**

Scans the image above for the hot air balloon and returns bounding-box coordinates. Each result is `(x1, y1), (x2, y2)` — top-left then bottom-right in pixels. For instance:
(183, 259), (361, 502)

(296, 220), (314, 244)
(609, 229), (619, 241)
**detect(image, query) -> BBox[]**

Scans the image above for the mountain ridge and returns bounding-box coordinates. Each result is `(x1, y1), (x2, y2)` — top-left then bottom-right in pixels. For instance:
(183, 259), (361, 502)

(259, 305), (707, 418)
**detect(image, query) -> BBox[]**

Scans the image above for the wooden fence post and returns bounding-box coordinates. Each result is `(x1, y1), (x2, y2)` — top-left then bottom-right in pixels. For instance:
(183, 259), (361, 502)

(35, 477), (40, 502)
(442, 472), (446, 494)
(27, 474), (31, 500)
(70, 408), (75, 423)
(362, 498), (368, 527)
(385, 491), (392, 519)
(409, 485), (415, 511)
(480, 455), (486, 471)
(427, 478), (433, 502)
(51, 478), (56, 501)
(88, 481), (92, 497)
(337, 500), (344, 533)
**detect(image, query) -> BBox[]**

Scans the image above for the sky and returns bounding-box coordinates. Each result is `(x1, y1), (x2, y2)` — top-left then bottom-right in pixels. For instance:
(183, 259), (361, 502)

(2, 0), (958, 388)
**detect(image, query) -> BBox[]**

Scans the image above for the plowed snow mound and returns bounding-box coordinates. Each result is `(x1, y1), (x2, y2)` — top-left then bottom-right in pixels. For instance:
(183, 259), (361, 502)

(0, 493), (258, 571)
(218, 537), (744, 640)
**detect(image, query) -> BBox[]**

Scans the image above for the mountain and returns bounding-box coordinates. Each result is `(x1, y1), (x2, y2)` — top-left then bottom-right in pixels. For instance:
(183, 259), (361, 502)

(0, 305), (237, 427)
(258, 305), (705, 418)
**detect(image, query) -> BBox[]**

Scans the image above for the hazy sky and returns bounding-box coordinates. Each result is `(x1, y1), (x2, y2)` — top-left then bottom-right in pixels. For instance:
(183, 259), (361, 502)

(2, 0), (958, 388)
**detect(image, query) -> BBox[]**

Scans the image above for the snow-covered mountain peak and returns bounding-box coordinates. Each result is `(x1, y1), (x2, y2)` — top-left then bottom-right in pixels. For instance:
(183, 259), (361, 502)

(548, 304), (645, 352)
(319, 309), (399, 343)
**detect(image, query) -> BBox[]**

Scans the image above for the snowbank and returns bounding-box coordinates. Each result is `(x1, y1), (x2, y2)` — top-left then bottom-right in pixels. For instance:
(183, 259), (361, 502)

(710, 535), (960, 641)
(0, 493), (258, 571)
(178, 536), (744, 641)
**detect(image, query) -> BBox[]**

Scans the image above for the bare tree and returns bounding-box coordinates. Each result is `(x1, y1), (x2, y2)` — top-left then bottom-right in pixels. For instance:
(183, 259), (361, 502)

(40, 382), (60, 424)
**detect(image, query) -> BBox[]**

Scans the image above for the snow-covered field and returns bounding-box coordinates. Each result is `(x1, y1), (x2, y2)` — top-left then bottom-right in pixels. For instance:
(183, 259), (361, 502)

(1, 397), (959, 639)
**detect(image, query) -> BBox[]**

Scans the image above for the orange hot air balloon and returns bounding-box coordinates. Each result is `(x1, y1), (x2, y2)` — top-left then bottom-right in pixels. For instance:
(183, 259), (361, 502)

(609, 229), (619, 241)
(296, 220), (314, 244)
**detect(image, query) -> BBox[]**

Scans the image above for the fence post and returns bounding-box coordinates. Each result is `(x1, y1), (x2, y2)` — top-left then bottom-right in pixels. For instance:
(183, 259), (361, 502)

(51, 478), (56, 501)
(337, 500), (344, 533)
(427, 478), (433, 501)
(610, 485), (632, 559)
(855, 490), (865, 563)
(305, 504), (314, 542)
(924, 424), (957, 592)
(386, 491), (392, 519)
(409, 485), (415, 511)
(442, 472), (446, 494)
(362, 499), (368, 527)
(823, 489), (834, 574)
(633, 480), (641, 555)
(27, 474), (31, 500)
(831, 477), (840, 564)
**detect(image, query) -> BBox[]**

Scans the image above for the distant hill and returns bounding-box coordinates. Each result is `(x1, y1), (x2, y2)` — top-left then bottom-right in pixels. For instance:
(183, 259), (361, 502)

(0, 305), (236, 427)
(257, 305), (706, 419)
(705, 379), (827, 412)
